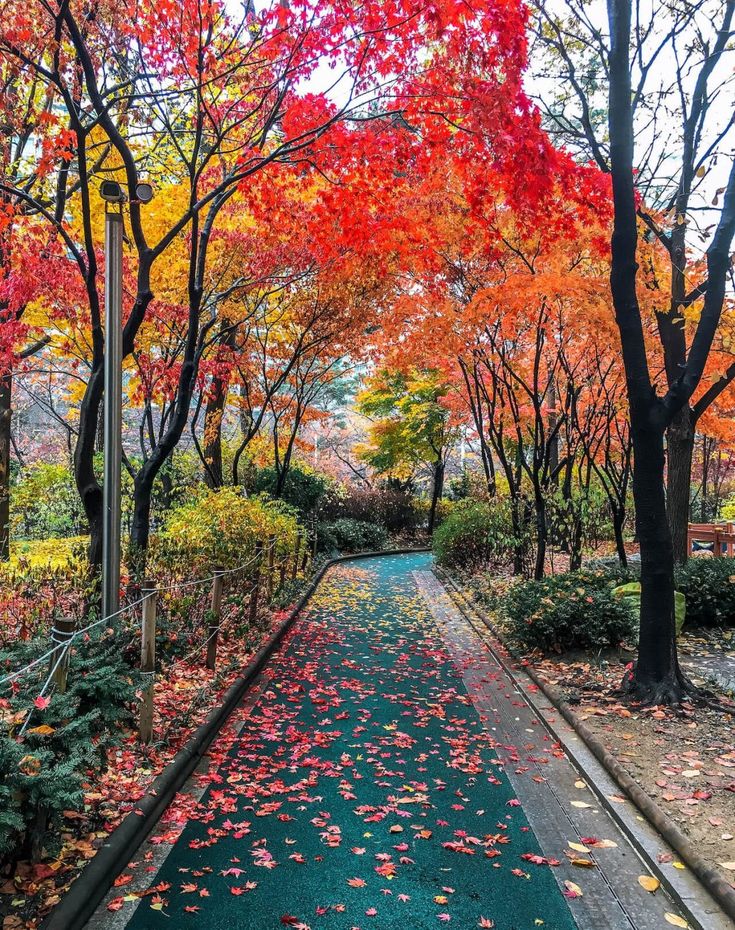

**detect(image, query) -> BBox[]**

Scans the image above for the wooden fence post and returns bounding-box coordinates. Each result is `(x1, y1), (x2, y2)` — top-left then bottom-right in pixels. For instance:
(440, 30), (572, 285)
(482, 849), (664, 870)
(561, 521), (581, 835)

(248, 540), (264, 624)
(49, 617), (75, 694)
(266, 534), (276, 599)
(292, 533), (302, 580)
(139, 579), (157, 744)
(207, 567), (224, 671)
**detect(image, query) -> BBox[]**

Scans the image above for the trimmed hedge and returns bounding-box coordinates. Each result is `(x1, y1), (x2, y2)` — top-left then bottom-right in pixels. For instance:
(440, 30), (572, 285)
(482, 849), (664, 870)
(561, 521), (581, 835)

(500, 569), (636, 654)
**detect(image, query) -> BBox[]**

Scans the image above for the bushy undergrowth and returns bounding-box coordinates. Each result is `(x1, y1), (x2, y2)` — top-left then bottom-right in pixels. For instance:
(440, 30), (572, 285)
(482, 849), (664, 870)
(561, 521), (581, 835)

(499, 569), (636, 654)
(318, 518), (388, 554)
(252, 465), (330, 518)
(432, 499), (521, 571)
(0, 632), (138, 865)
(320, 485), (421, 535)
(150, 488), (301, 576)
(674, 557), (735, 627)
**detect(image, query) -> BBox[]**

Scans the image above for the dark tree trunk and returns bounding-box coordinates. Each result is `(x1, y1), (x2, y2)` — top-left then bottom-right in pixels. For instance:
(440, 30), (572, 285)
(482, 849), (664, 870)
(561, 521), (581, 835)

(533, 489), (547, 581)
(666, 405), (694, 563)
(480, 439), (496, 497)
(607, 0), (683, 701)
(548, 377), (559, 485)
(428, 458), (445, 535)
(0, 372), (11, 561)
(611, 504), (628, 568)
(627, 423), (685, 701)
(130, 466), (154, 579)
(75, 364), (105, 568)
(203, 376), (226, 489)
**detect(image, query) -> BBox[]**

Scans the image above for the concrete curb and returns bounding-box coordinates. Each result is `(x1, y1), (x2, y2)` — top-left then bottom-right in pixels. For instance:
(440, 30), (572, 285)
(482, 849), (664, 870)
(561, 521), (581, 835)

(435, 566), (735, 926)
(41, 547), (430, 930)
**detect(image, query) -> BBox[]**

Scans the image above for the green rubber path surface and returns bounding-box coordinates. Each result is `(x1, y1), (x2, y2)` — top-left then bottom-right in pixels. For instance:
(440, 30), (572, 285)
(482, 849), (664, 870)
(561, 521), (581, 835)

(123, 553), (578, 929)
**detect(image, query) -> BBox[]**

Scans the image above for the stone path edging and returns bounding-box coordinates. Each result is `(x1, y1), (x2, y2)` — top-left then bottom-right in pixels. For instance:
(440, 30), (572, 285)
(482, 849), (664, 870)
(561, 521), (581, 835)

(435, 566), (735, 928)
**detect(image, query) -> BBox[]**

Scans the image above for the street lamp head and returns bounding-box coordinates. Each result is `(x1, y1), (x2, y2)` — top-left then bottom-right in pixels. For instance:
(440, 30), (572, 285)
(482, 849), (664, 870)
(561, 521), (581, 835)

(100, 180), (127, 203)
(135, 182), (154, 203)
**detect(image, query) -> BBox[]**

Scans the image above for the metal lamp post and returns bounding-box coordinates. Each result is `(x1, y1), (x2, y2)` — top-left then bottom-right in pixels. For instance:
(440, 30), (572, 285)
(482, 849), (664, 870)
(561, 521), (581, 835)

(102, 206), (123, 622)
(100, 180), (153, 622)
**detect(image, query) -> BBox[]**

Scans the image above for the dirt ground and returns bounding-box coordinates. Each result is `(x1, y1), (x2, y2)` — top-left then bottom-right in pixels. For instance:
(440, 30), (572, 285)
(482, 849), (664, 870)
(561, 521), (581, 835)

(533, 649), (735, 889)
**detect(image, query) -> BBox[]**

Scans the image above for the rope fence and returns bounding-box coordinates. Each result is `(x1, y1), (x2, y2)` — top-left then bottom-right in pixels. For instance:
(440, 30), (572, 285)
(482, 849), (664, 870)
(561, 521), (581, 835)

(0, 530), (312, 745)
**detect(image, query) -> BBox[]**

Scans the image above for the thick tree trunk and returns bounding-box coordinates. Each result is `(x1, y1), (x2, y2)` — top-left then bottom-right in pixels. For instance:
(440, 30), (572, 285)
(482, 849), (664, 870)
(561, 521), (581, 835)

(607, 0), (685, 701)
(427, 458), (445, 535)
(0, 372), (11, 561)
(625, 423), (685, 701)
(129, 468), (154, 579)
(666, 405), (694, 564)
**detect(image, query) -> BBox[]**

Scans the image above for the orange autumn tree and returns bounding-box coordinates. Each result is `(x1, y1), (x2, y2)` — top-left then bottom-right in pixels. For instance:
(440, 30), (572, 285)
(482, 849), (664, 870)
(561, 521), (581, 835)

(367, 153), (618, 575)
(1, 0), (563, 570)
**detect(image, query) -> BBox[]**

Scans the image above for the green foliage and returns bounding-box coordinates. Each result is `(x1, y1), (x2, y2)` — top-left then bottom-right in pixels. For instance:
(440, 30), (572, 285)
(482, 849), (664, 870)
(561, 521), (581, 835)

(150, 487), (301, 576)
(0, 631), (138, 863)
(611, 581), (686, 636)
(674, 557), (735, 628)
(447, 470), (471, 501)
(357, 369), (453, 483)
(432, 499), (520, 570)
(11, 463), (86, 541)
(500, 570), (636, 654)
(252, 465), (329, 516)
(318, 518), (388, 554)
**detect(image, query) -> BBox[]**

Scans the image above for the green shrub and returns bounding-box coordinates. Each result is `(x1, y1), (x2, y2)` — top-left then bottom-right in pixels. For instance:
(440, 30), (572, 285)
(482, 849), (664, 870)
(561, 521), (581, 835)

(500, 569), (636, 654)
(611, 581), (686, 636)
(252, 466), (329, 517)
(11, 463), (86, 540)
(0, 631), (138, 864)
(318, 518), (388, 553)
(674, 557), (735, 627)
(432, 499), (519, 570)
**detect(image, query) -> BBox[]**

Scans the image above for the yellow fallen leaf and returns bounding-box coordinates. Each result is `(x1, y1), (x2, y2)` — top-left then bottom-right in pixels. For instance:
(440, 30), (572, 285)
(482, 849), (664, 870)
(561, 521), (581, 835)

(563, 880), (583, 898)
(720, 862), (735, 870)
(672, 861), (685, 870)
(570, 858), (596, 868)
(638, 876), (660, 893)
(571, 801), (593, 809)
(568, 843), (590, 853)
(27, 725), (55, 736)
(588, 839), (617, 849)
(664, 914), (689, 928)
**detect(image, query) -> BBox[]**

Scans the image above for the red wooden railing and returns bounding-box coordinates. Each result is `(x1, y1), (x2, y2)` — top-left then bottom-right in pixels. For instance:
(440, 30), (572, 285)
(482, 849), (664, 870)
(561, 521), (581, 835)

(687, 522), (735, 557)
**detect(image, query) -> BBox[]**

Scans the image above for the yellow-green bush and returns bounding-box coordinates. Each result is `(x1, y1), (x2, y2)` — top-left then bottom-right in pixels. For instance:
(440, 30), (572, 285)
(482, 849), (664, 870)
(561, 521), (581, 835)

(149, 488), (301, 576)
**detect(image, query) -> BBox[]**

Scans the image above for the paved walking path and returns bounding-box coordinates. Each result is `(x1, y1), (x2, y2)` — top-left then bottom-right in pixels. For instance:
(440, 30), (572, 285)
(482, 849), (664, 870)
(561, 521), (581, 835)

(93, 554), (702, 930)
